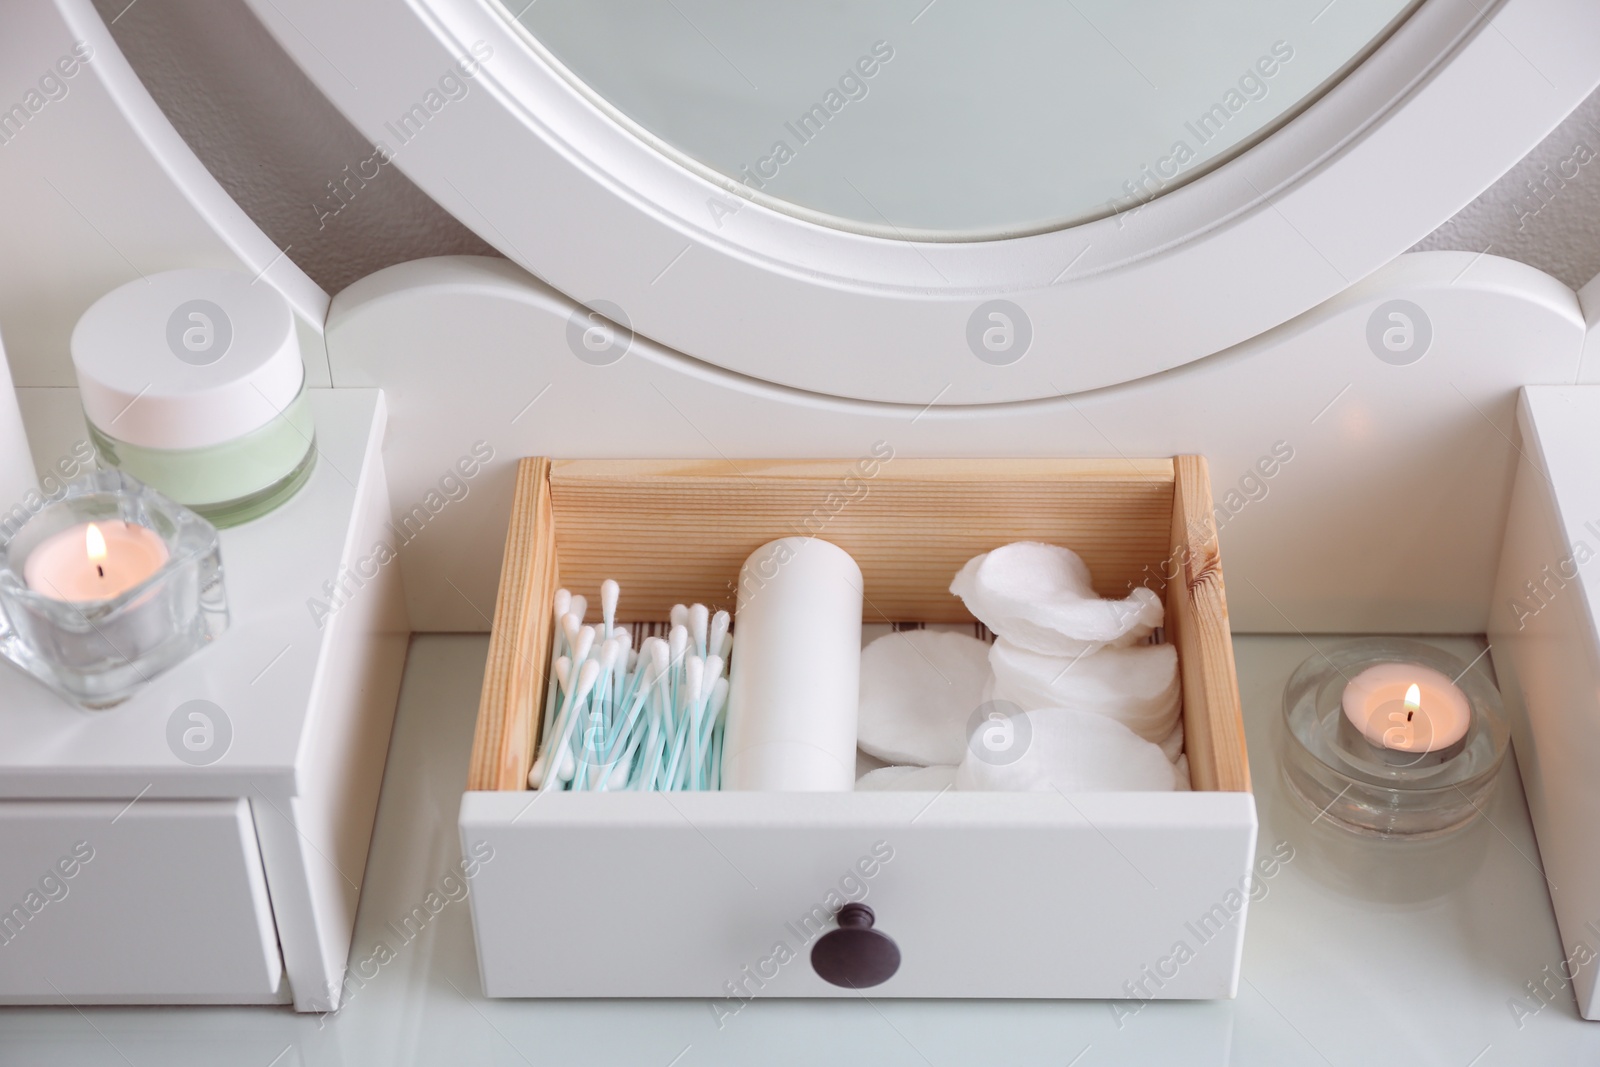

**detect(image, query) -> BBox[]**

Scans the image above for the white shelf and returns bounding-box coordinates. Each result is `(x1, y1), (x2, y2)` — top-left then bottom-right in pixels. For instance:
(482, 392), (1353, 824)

(5, 388), (388, 798)
(5, 632), (1593, 1063)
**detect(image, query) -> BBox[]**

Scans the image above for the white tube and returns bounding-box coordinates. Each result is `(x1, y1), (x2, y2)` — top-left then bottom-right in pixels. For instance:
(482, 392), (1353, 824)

(722, 537), (863, 791)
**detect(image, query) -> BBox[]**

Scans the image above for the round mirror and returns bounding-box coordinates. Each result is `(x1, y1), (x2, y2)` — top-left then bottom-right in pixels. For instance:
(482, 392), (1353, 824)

(245, 0), (1588, 404)
(501, 0), (1421, 239)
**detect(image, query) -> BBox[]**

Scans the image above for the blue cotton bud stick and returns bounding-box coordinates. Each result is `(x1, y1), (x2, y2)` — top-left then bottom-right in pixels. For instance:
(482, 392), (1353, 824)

(711, 721), (723, 790)
(529, 653), (576, 787)
(660, 649), (698, 788)
(647, 638), (672, 750)
(613, 635), (649, 719)
(690, 603), (709, 658)
(576, 641), (622, 788)
(571, 624), (596, 668)
(560, 613), (582, 655)
(686, 656), (720, 789)
(599, 638), (621, 696)
(537, 658), (599, 790)
(666, 624), (689, 738)
(601, 578), (619, 635)
(601, 663), (658, 773)
(542, 592), (574, 743)
(547, 646), (579, 748)
(702, 655), (725, 698)
(709, 610), (730, 661)
(686, 655), (715, 788)
(682, 655), (706, 786)
(604, 760), (631, 791)
(613, 633), (637, 710)
(638, 715), (664, 790)
(699, 676), (730, 755)
(553, 659), (599, 783)
(693, 670), (727, 789)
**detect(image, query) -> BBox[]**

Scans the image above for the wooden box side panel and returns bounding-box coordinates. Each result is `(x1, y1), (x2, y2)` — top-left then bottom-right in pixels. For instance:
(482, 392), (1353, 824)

(1167, 456), (1251, 792)
(468, 458), (558, 792)
(547, 457), (1175, 623)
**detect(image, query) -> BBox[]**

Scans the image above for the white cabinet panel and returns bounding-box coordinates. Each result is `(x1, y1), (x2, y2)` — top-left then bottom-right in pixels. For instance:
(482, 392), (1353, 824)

(461, 790), (1257, 999)
(0, 799), (283, 1004)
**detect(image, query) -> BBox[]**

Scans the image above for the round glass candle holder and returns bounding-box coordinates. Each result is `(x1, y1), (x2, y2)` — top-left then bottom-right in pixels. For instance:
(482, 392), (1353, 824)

(1281, 638), (1508, 839)
(0, 471), (229, 708)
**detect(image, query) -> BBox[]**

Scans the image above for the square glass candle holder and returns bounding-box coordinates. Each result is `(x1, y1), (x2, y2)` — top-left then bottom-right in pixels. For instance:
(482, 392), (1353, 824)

(0, 471), (228, 708)
(1281, 638), (1508, 838)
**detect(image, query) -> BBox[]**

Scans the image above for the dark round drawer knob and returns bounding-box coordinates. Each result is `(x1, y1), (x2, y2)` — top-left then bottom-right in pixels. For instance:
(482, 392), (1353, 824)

(810, 903), (901, 989)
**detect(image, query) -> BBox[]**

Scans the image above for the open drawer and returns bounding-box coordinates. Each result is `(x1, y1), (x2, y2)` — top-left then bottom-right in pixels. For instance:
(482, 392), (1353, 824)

(459, 457), (1256, 999)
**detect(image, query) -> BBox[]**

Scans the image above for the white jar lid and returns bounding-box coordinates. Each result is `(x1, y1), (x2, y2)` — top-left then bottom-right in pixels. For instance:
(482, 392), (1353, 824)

(71, 268), (304, 451)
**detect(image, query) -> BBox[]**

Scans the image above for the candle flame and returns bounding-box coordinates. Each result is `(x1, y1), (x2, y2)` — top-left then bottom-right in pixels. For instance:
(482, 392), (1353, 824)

(85, 523), (107, 563)
(1404, 683), (1421, 722)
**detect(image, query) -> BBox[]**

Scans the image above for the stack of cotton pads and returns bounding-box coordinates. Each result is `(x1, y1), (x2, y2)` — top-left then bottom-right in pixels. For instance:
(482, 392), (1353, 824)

(856, 628), (990, 766)
(855, 542), (1189, 792)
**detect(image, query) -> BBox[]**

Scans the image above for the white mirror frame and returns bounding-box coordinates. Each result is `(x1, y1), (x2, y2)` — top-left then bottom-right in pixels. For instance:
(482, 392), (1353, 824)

(245, 0), (1599, 405)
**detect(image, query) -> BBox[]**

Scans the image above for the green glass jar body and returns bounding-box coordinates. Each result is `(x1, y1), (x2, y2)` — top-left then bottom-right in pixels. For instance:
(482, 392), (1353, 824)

(87, 384), (316, 528)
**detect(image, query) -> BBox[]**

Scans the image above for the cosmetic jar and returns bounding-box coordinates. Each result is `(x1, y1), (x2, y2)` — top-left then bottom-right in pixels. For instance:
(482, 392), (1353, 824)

(71, 268), (315, 527)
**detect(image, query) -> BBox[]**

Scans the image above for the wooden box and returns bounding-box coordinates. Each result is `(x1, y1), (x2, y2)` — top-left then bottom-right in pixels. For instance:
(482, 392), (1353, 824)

(460, 457), (1255, 999)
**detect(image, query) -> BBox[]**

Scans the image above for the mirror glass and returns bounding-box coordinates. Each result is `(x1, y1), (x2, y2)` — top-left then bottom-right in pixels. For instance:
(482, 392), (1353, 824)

(500, 0), (1421, 239)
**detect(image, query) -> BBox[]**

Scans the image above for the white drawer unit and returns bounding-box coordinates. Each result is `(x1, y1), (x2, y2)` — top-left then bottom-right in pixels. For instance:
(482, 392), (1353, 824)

(0, 800), (283, 1004)
(460, 456), (1257, 999)
(2, 390), (408, 1011)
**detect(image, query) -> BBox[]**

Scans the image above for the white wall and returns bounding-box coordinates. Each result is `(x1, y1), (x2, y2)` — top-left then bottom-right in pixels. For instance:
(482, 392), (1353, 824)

(94, 0), (1600, 295)
(89, 0), (497, 295)
(1411, 87), (1600, 288)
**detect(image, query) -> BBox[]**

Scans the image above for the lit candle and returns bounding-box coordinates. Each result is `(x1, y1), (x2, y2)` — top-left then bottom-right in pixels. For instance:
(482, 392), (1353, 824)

(23, 520), (170, 602)
(1341, 662), (1471, 754)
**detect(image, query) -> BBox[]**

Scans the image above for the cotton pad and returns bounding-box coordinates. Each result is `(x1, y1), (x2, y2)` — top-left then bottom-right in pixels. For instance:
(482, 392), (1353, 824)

(1159, 719), (1185, 763)
(950, 542), (1161, 656)
(955, 707), (1176, 792)
(987, 638), (1180, 744)
(857, 765), (958, 791)
(856, 629), (991, 766)
(855, 748), (890, 779)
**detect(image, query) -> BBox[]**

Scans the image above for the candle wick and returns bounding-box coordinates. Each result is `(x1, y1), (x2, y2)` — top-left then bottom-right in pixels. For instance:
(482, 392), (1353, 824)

(96, 564), (105, 578)
(1406, 710), (1413, 721)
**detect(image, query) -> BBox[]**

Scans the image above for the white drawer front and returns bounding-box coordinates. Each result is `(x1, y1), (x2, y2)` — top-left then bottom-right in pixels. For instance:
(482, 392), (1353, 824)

(461, 791), (1257, 1000)
(0, 799), (283, 1004)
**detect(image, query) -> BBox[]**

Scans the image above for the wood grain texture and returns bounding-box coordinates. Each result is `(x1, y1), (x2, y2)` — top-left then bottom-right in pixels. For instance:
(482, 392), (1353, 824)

(472, 455), (1251, 795)
(467, 458), (557, 792)
(548, 457), (1175, 623)
(1166, 456), (1251, 793)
